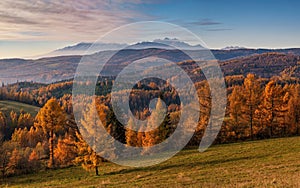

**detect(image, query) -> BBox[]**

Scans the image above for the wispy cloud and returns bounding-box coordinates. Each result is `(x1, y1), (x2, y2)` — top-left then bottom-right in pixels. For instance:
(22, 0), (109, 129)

(18, 31), (46, 36)
(0, 0), (157, 41)
(189, 19), (222, 26)
(205, 28), (232, 31)
(187, 19), (232, 32)
(0, 13), (39, 25)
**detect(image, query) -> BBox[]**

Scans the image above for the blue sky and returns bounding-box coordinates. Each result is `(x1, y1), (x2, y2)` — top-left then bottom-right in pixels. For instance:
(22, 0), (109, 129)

(144, 0), (300, 48)
(1, 0), (300, 58)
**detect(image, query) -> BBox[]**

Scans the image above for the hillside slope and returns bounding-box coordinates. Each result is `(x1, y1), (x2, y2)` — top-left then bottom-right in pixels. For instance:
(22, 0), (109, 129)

(0, 100), (40, 116)
(220, 52), (300, 78)
(1, 49), (300, 84)
(2, 137), (300, 187)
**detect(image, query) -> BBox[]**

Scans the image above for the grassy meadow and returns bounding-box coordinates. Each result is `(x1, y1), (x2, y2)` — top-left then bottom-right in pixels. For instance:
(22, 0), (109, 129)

(1, 136), (299, 187)
(0, 100), (40, 116)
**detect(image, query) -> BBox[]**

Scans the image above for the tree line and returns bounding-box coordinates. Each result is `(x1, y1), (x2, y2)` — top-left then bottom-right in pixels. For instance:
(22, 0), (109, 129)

(224, 74), (300, 142)
(0, 73), (300, 177)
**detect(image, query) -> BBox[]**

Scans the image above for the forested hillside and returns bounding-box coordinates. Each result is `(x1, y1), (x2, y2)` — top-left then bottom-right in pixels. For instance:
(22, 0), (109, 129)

(0, 49), (300, 179)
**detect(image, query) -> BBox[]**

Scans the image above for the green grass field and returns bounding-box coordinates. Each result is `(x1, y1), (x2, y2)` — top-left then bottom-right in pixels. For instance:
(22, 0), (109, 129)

(0, 100), (40, 116)
(1, 136), (299, 187)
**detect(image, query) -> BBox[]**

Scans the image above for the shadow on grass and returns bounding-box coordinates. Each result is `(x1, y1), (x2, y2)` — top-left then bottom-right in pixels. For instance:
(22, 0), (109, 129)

(1, 167), (86, 186)
(104, 153), (270, 176)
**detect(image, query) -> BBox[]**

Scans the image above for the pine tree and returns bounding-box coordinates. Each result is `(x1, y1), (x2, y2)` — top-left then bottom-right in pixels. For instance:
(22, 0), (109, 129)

(8, 148), (22, 175)
(11, 128), (28, 147)
(242, 74), (261, 140)
(0, 141), (14, 178)
(0, 112), (7, 140)
(9, 110), (18, 133)
(79, 101), (116, 159)
(35, 98), (66, 168)
(125, 117), (138, 147)
(228, 86), (245, 140)
(17, 113), (33, 129)
(142, 98), (169, 154)
(196, 81), (212, 144)
(54, 134), (77, 167)
(74, 132), (103, 176)
(35, 142), (46, 159)
(105, 105), (126, 144)
(76, 100), (119, 174)
(28, 150), (41, 172)
(288, 85), (300, 135)
(260, 80), (284, 137)
(280, 90), (290, 136)
(136, 125), (145, 147)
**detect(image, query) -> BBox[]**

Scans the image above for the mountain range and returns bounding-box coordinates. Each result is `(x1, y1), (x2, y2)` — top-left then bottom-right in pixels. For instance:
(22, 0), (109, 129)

(42, 38), (204, 58)
(1, 38), (300, 84)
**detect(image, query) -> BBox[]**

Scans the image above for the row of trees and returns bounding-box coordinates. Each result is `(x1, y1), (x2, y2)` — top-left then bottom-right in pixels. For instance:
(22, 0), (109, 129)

(0, 110), (34, 141)
(226, 74), (300, 141)
(0, 99), (88, 177)
(0, 95), (177, 177)
(1, 73), (300, 177)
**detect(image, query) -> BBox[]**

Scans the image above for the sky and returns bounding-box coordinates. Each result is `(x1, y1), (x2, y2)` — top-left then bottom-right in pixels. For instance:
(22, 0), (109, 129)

(1, 0), (300, 58)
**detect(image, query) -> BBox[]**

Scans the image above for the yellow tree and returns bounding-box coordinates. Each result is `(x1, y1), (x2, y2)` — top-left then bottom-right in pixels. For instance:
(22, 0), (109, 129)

(74, 132), (103, 176)
(228, 85), (245, 140)
(144, 99), (163, 147)
(142, 98), (169, 155)
(35, 98), (66, 168)
(11, 128), (28, 147)
(261, 80), (283, 137)
(195, 81), (212, 144)
(10, 110), (17, 131)
(0, 141), (17, 178)
(288, 85), (300, 135)
(75, 101), (116, 175)
(242, 74), (262, 140)
(8, 148), (22, 175)
(54, 134), (77, 167)
(17, 113), (33, 129)
(28, 150), (41, 172)
(136, 125), (145, 147)
(0, 112), (6, 140)
(125, 117), (138, 147)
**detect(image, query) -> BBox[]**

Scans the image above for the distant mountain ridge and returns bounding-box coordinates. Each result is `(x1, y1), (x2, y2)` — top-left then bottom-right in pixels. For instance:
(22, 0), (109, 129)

(42, 38), (300, 60)
(221, 46), (247, 50)
(211, 48), (300, 60)
(42, 38), (204, 58)
(1, 48), (300, 84)
(46, 42), (127, 57)
(152, 37), (204, 49)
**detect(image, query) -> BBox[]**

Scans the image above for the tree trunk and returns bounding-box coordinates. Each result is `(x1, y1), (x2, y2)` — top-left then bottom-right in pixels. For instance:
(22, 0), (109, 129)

(95, 166), (99, 176)
(250, 105), (254, 140)
(1, 169), (4, 179)
(250, 117), (253, 140)
(48, 129), (54, 168)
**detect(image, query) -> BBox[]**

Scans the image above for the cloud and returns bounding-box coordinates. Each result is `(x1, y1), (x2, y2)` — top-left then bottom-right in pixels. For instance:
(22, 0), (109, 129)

(0, 0), (157, 41)
(18, 31), (46, 36)
(0, 13), (39, 25)
(185, 18), (232, 32)
(190, 19), (222, 26)
(205, 28), (232, 31)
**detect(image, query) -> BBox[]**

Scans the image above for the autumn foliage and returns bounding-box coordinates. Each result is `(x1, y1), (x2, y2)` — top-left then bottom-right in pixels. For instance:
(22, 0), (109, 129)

(0, 72), (300, 177)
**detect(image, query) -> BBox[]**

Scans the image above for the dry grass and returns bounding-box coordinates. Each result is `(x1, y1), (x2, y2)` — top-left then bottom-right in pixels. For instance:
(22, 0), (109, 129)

(1, 136), (300, 187)
(0, 100), (39, 116)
